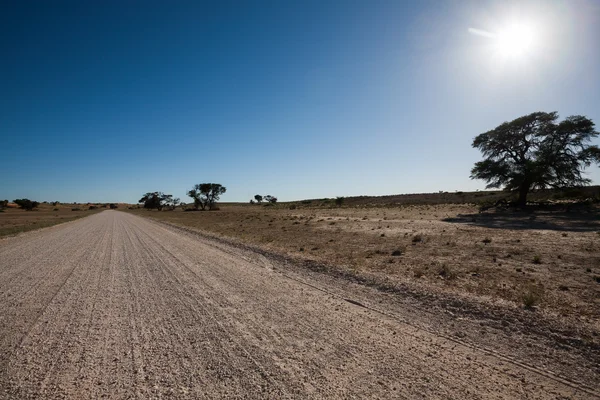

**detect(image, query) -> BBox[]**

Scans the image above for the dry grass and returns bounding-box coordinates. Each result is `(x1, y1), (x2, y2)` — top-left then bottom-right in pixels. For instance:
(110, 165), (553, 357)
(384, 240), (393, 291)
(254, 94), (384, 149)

(125, 202), (600, 325)
(0, 203), (103, 237)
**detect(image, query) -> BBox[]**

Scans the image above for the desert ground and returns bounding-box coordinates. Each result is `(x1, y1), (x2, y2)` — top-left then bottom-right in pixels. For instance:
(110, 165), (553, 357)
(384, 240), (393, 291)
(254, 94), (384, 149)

(1, 201), (599, 398)
(125, 200), (600, 334)
(0, 203), (103, 238)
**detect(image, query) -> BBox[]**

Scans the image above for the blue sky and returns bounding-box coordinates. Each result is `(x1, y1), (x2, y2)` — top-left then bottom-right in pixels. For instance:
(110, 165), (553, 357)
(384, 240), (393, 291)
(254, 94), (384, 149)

(2, 0), (599, 203)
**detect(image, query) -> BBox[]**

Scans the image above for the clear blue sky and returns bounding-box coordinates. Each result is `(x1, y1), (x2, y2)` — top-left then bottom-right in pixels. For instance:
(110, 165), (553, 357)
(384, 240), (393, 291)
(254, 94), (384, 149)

(2, 0), (599, 203)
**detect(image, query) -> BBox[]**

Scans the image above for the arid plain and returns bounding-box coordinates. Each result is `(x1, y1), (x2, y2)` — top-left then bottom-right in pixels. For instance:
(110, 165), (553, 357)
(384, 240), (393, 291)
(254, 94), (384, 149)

(1, 193), (599, 398)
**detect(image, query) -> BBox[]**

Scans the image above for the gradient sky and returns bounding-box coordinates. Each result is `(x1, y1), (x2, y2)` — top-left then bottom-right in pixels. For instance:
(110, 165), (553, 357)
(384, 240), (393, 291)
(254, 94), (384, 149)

(2, 0), (599, 203)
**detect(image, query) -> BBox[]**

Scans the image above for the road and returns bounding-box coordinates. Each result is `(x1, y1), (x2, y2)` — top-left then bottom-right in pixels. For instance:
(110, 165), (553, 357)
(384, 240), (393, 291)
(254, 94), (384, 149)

(0, 211), (596, 399)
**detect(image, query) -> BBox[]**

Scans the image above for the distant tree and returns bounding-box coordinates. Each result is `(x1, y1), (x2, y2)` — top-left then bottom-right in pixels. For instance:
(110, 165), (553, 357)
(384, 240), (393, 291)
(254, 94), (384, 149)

(109, 203), (118, 209)
(52, 201), (59, 206)
(13, 199), (39, 211)
(264, 195), (277, 204)
(254, 194), (263, 204)
(471, 112), (600, 206)
(138, 192), (172, 210)
(249, 199), (255, 204)
(187, 183), (226, 210)
(335, 196), (344, 207)
(0, 200), (8, 209)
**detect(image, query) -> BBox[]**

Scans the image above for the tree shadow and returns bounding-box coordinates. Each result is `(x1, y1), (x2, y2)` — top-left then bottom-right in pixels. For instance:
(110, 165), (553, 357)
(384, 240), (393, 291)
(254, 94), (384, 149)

(443, 204), (600, 232)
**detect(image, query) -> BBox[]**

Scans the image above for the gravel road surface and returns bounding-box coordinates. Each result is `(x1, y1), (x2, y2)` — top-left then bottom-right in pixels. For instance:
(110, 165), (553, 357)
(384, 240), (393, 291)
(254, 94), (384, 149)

(0, 211), (597, 399)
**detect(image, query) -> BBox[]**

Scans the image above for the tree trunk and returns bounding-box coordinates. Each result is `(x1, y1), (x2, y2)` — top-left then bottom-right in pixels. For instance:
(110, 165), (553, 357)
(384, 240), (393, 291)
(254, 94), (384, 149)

(517, 183), (530, 207)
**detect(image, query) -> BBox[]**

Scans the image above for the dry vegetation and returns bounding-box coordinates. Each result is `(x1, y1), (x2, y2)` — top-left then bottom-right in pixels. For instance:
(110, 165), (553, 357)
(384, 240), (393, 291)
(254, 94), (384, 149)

(0, 203), (105, 237)
(125, 194), (600, 335)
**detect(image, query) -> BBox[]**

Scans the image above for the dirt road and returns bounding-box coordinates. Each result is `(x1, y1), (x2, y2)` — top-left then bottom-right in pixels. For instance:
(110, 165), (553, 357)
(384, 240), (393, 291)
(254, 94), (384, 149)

(0, 211), (597, 399)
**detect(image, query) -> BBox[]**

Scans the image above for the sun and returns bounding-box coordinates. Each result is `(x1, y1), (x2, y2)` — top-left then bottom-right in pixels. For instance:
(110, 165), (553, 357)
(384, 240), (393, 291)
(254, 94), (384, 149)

(495, 23), (535, 57)
(468, 19), (539, 62)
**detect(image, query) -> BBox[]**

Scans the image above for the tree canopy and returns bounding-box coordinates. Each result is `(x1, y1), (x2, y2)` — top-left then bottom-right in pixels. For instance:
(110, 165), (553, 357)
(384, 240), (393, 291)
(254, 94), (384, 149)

(263, 195), (277, 204)
(187, 183), (226, 210)
(138, 192), (174, 211)
(471, 112), (600, 206)
(13, 199), (39, 211)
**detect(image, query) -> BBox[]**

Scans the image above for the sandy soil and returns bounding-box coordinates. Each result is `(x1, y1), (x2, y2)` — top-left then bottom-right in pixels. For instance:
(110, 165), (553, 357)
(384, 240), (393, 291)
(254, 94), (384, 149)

(0, 204), (102, 237)
(0, 211), (597, 399)
(126, 204), (600, 331)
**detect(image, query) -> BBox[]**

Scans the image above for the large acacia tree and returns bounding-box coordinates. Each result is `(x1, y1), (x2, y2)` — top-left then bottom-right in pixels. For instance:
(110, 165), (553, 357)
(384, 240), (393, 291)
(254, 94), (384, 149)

(139, 192), (173, 211)
(471, 112), (600, 206)
(187, 183), (226, 210)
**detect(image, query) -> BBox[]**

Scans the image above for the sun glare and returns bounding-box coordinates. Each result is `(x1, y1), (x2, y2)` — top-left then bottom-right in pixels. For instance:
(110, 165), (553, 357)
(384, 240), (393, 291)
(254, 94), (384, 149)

(495, 23), (535, 57)
(469, 18), (540, 63)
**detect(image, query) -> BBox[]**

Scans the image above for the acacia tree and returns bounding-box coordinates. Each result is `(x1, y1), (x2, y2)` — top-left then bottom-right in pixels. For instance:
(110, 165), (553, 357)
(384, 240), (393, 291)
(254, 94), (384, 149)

(139, 192), (173, 210)
(254, 194), (263, 204)
(187, 183), (226, 210)
(14, 199), (39, 211)
(263, 195), (277, 204)
(471, 112), (600, 206)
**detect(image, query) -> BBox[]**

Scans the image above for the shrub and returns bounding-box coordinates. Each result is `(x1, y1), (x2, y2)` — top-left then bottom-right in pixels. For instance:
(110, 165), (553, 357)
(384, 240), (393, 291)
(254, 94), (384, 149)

(522, 286), (543, 308)
(391, 249), (402, 256)
(335, 197), (344, 207)
(532, 255), (542, 264)
(14, 199), (39, 211)
(482, 237), (492, 244)
(412, 234), (423, 243)
(439, 264), (457, 280)
(413, 268), (425, 278)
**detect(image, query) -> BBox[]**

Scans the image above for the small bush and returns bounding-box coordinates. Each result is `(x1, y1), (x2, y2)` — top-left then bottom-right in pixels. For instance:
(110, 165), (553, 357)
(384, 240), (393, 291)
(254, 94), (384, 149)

(522, 287), (542, 308)
(594, 276), (600, 284)
(72, 208), (82, 211)
(53, 208), (59, 211)
(482, 237), (492, 244)
(532, 255), (542, 264)
(412, 234), (423, 243)
(391, 249), (403, 256)
(439, 264), (457, 280)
